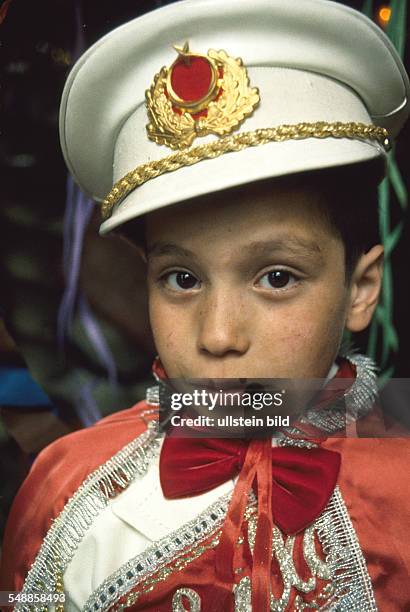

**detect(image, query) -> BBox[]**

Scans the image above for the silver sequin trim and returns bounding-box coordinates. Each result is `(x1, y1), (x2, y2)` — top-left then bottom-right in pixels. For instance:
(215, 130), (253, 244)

(277, 438), (318, 449)
(16, 422), (160, 612)
(296, 353), (378, 435)
(241, 516), (330, 611)
(145, 385), (160, 407)
(343, 353), (378, 420)
(172, 588), (201, 611)
(314, 487), (378, 611)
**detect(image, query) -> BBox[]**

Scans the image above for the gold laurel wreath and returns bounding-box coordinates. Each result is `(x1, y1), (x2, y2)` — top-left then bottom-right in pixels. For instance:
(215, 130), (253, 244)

(101, 121), (390, 221)
(146, 49), (260, 150)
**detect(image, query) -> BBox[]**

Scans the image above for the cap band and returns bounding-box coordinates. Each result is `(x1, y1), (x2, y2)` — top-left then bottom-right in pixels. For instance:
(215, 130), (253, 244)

(102, 121), (389, 220)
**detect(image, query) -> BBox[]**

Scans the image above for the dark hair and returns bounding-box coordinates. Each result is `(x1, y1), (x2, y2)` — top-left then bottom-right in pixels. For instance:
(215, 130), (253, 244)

(118, 157), (385, 281)
(291, 158), (385, 280)
(119, 215), (146, 250)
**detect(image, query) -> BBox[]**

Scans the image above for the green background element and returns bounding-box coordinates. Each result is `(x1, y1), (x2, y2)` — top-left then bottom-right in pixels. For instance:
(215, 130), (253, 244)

(362, 0), (408, 382)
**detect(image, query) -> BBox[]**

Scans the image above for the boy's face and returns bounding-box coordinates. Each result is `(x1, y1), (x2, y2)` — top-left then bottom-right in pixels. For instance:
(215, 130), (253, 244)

(144, 179), (378, 379)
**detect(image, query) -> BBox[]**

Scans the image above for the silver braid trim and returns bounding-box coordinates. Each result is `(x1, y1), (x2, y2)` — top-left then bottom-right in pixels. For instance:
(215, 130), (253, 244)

(145, 385), (160, 407)
(315, 487), (378, 611)
(343, 352), (378, 421)
(297, 352), (378, 435)
(16, 421), (160, 612)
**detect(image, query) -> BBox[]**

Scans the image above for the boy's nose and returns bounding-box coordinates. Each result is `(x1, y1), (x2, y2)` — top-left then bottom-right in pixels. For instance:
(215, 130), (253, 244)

(196, 292), (250, 357)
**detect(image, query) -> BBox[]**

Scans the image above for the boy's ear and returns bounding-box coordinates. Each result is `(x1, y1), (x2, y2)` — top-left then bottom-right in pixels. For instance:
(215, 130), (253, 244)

(345, 245), (384, 333)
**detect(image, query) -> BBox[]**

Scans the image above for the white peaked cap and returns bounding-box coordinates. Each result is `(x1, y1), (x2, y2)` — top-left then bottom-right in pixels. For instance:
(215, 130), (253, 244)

(59, 0), (409, 234)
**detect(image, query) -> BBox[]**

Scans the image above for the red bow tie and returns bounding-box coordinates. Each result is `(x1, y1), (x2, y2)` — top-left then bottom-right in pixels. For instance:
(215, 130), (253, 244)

(160, 436), (340, 611)
(160, 436), (340, 534)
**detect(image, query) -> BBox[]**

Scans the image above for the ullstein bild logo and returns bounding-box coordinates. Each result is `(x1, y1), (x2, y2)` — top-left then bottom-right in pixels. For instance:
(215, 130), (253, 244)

(169, 413), (290, 428)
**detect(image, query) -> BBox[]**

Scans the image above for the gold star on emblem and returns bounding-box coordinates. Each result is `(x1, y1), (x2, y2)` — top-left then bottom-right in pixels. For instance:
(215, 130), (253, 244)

(173, 41), (191, 65)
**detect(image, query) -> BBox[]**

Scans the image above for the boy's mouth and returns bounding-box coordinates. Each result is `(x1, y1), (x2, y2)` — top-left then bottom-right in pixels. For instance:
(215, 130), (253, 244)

(183, 379), (257, 392)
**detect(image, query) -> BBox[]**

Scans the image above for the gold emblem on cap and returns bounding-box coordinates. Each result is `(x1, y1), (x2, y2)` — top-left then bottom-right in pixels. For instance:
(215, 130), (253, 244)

(145, 43), (260, 150)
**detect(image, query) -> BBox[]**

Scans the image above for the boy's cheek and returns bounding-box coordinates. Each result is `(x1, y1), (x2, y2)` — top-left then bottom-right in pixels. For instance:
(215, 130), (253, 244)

(148, 298), (191, 375)
(274, 323), (342, 378)
(252, 287), (348, 378)
(252, 307), (344, 378)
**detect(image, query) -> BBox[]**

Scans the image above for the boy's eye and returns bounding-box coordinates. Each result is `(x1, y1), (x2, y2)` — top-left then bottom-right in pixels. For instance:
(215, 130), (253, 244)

(257, 270), (296, 290)
(164, 271), (200, 291)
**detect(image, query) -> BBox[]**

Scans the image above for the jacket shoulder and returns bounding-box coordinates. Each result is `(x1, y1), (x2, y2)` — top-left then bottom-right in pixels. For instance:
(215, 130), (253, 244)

(0, 399), (156, 589)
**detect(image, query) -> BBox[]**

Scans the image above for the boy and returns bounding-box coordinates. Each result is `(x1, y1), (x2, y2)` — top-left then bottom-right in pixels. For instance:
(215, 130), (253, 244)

(1, 0), (409, 610)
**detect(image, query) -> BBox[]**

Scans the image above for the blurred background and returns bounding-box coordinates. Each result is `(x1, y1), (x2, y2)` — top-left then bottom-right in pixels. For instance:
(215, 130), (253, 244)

(0, 0), (409, 539)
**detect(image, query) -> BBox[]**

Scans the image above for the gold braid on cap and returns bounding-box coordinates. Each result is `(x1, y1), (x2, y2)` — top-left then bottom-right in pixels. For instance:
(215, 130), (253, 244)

(101, 121), (390, 220)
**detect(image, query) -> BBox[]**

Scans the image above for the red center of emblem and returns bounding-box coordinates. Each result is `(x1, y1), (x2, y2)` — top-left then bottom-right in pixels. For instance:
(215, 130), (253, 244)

(170, 56), (213, 103)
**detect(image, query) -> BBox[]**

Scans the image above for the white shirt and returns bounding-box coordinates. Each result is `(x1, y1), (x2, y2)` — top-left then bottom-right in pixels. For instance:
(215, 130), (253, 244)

(64, 438), (234, 610)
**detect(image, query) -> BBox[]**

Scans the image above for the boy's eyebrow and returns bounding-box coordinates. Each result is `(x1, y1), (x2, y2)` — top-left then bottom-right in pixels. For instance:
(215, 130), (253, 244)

(147, 237), (323, 261)
(243, 237), (323, 258)
(147, 243), (197, 259)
